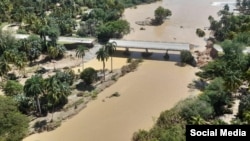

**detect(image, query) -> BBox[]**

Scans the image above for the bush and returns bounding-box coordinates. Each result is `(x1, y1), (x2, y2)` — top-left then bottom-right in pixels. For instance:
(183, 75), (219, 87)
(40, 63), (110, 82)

(199, 77), (232, 116)
(179, 98), (214, 122)
(80, 67), (97, 85)
(54, 69), (76, 85)
(238, 94), (250, 119)
(180, 50), (196, 66)
(156, 109), (186, 129)
(0, 96), (29, 141)
(3, 80), (23, 96)
(196, 28), (206, 37)
(16, 29), (28, 34)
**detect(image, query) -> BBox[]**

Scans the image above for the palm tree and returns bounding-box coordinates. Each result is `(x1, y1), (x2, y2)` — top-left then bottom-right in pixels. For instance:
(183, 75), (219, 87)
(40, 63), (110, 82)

(45, 76), (70, 121)
(75, 45), (88, 71)
(104, 41), (117, 72)
(96, 47), (109, 81)
(24, 75), (44, 116)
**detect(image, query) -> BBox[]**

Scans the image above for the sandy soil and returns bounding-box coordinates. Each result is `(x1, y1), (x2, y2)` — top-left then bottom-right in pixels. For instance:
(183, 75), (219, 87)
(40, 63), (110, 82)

(23, 0), (224, 141)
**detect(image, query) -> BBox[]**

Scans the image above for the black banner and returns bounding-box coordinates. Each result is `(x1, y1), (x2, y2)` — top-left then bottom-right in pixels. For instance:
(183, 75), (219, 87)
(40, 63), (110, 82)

(186, 125), (250, 140)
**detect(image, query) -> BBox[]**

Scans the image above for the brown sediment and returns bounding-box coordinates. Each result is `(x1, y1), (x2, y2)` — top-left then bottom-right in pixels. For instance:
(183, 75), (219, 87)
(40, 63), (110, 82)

(23, 0), (223, 141)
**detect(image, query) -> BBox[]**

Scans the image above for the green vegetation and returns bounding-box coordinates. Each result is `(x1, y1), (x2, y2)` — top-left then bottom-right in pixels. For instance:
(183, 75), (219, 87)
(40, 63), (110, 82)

(75, 45), (89, 70)
(180, 50), (196, 66)
(196, 28), (205, 37)
(104, 41), (117, 72)
(3, 80), (23, 96)
(153, 6), (172, 25)
(96, 47), (109, 80)
(0, 96), (29, 141)
(133, 1), (250, 140)
(80, 67), (98, 85)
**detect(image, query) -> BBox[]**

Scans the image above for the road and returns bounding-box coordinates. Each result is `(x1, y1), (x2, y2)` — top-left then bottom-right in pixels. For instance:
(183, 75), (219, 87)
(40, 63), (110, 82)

(109, 39), (190, 51)
(14, 34), (96, 44)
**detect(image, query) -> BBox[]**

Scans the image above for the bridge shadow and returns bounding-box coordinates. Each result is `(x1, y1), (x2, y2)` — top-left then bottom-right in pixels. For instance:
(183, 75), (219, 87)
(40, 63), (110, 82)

(113, 49), (182, 64)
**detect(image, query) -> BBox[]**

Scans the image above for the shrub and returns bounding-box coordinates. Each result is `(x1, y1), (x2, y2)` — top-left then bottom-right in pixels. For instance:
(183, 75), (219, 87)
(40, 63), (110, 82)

(3, 80), (23, 96)
(238, 94), (250, 119)
(196, 28), (206, 37)
(54, 69), (75, 85)
(180, 50), (196, 66)
(80, 67), (97, 85)
(179, 98), (214, 122)
(199, 77), (232, 116)
(0, 96), (29, 141)
(156, 109), (186, 129)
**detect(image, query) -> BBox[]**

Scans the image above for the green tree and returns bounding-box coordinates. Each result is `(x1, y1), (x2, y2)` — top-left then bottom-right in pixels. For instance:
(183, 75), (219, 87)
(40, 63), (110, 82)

(45, 76), (70, 121)
(75, 45), (89, 70)
(3, 80), (23, 97)
(243, 111), (250, 124)
(238, 94), (250, 119)
(179, 98), (214, 122)
(0, 96), (29, 141)
(24, 75), (45, 116)
(180, 50), (195, 66)
(199, 77), (232, 116)
(104, 41), (117, 72)
(80, 67), (98, 85)
(154, 6), (172, 24)
(196, 28), (206, 37)
(96, 47), (109, 80)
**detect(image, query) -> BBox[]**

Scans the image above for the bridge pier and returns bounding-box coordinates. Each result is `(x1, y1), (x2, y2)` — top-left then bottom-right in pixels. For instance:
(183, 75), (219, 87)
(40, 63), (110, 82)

(145, 48), (148, 53)
(164, 49), (169, 60)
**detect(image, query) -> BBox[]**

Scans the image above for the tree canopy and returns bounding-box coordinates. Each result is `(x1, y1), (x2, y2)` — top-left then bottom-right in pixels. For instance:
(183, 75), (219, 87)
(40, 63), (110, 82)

(0, 96), (29, 141)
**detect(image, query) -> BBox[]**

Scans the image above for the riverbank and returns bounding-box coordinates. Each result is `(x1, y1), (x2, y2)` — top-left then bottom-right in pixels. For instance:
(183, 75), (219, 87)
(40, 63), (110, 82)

(23, 0), (224, 140)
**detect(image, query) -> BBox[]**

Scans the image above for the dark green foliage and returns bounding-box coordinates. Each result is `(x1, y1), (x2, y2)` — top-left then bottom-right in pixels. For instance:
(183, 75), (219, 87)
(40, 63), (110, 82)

(133, 108), (186, 141)
(156, 109), (186, 129)
(199, 78), (232, 116)
(196, 28), (206, 37)
(54, 70), (76, 86)
(24, 75), (45, 115)
(208, 0), (250, 42)
(0, 96), (29, 141)
(180, 50), (195, 66)
(80, 67), (98, 85)
(238, 94), (250, 119)
(3, 80), (23, 96)
(97, 20), (130, 42)
(179, 98), (214, 122)
(153, 6), (172, 25)
(197, 40), (247, 92)
(196, 60), (226, 80)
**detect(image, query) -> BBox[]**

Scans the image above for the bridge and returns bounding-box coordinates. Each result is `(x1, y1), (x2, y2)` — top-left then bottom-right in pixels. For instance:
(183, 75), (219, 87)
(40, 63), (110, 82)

(108, 39), (191, 52)
(14, 34), (192, 52)
(14, 34), (96, 46)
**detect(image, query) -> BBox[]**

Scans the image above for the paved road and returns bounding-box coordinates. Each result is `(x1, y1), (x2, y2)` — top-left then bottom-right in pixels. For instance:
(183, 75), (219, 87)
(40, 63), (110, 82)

(109, 39), (190, 51)
(14, 34), (96, 44)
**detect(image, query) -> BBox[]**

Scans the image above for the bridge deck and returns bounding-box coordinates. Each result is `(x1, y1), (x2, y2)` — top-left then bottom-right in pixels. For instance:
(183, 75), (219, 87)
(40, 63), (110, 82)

(109, 39), (190, 51)
(14, 34), (96, 44)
